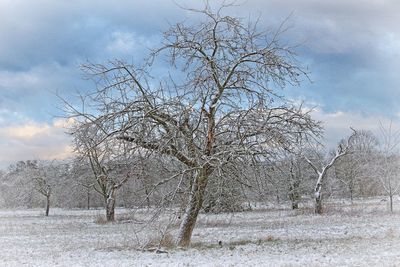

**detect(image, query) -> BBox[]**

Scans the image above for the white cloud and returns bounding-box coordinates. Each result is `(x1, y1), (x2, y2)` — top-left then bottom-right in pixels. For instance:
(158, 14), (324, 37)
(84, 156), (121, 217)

(0, 119), (73, 168)
(106, 31), (137, 54)
(312, 108), (400, 148)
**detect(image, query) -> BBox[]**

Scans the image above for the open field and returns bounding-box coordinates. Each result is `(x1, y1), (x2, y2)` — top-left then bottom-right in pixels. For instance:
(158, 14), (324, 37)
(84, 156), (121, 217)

(1, 198), (400, 266)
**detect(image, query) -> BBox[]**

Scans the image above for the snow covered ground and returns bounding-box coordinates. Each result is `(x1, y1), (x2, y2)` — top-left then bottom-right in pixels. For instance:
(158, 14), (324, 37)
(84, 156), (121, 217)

(1, 198), (400, 266)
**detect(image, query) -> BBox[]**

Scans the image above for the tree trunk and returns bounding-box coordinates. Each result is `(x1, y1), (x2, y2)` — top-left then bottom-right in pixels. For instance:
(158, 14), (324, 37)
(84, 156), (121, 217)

(289, 181), (300, 210)
(389, 194), (393, 213)
(276, 188), (280, 204)
(315, 195), (323, 214)
(176, 169), (209, 247)
(87, 189), (90, 210)
(288, 161), (300, 210)
(145, 187), (151, 209)
(315, 184), (323, 214)
(45, 195), (50, 216)
(289, 190), (299, 209)
(349, 186), (353, 205)
(106, 189), (116, 222)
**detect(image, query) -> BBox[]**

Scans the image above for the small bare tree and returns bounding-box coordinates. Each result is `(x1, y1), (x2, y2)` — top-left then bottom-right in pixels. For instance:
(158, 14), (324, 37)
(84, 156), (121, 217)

(26, 160), (55, 216)
(71, 124), (134, 221)
(286, 155), (304, 209)
(377, 121), (400, 212)
(334, 130), (379, 203)
(33, 176), (51, 216)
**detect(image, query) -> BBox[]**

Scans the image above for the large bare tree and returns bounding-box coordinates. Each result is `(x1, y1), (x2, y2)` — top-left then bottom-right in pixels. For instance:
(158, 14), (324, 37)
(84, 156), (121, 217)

(66, 3), (320, 246)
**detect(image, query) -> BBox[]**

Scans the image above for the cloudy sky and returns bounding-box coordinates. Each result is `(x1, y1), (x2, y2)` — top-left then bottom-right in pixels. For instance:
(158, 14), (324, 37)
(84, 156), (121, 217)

(0, 0), (399, 168)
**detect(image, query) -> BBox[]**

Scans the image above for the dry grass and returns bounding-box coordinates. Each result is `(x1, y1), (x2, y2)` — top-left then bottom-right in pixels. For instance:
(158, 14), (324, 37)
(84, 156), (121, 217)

(94, 214), (108, 225)
(196, 218), (234, 228)
(385, 227), (398, 239)
(190, 235), (278, 250)
(116, 213), (135, 222)
(144, 233), (175, 250)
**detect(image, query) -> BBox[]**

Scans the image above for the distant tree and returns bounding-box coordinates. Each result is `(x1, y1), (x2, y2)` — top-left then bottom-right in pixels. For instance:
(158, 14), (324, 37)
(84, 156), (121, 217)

(6, 160), (57, 216)
(71, 124), (135, 221)
(30, 160), (66, 216)
(32, 171), (52, 216)
(70, 159), (94, 210)
(0, 162), (28, 208)
(286, 154), (304, 209)
(377, 122), (400, 212)
(305, 131), (356, 214)
(334, 130), (379, 203)
(202, 158), (250, 213)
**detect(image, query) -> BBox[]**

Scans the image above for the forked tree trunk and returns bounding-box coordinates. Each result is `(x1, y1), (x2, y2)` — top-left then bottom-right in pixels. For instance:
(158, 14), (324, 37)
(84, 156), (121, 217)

(106, 189), (116, 222)
(176, 169), (209, 247)
(305, 132), (354, 215)
(45, 195), (50, 216)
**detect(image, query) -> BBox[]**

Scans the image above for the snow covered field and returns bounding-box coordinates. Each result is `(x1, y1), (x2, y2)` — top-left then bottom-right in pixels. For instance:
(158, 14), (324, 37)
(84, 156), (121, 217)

(1, 198), (400, 266)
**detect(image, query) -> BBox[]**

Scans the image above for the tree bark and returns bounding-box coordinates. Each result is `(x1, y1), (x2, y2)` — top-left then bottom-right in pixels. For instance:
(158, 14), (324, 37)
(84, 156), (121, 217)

(87, 189), (90, 210)
(315, 183), (323, 214)
(145, 187), (151, 209)
(106, 189), (116, 222)
(349, 186), (354, 205)
(315, 195), (323, 214)
(176, 169), (209, 247)
(289, 181), (300, 210)
(45, 195), (50, 216)
(288, 161), (300, 210)
(291, 200), (299, 210)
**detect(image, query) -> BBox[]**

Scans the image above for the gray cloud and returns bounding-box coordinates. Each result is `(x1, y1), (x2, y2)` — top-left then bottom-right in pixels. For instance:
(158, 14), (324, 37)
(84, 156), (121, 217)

(242, 0), (400, 115)
(0, 0), (185, 70)
(0, 0), (399, 165)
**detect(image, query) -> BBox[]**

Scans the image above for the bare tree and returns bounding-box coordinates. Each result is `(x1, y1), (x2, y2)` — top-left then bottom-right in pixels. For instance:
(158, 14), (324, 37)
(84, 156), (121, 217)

(65, 3), (320, 246)
(71, 125), (134, 221)
(377, 121), (400, 212)
(25, 160), (55, 216)
(334, 130), (379, 203)
(286, 154), (304, 209)
(70, 159), (94, 210)
(305, 131), (356, 214)
(33, 177), (51, 216)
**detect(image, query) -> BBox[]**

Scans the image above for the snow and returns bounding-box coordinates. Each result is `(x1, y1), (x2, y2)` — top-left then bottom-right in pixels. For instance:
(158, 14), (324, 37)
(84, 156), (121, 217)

(1, 198), (400, 266)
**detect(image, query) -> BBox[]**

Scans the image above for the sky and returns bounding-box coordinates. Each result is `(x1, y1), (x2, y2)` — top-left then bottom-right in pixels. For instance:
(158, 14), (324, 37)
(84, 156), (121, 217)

(0, 0), (399, 168)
